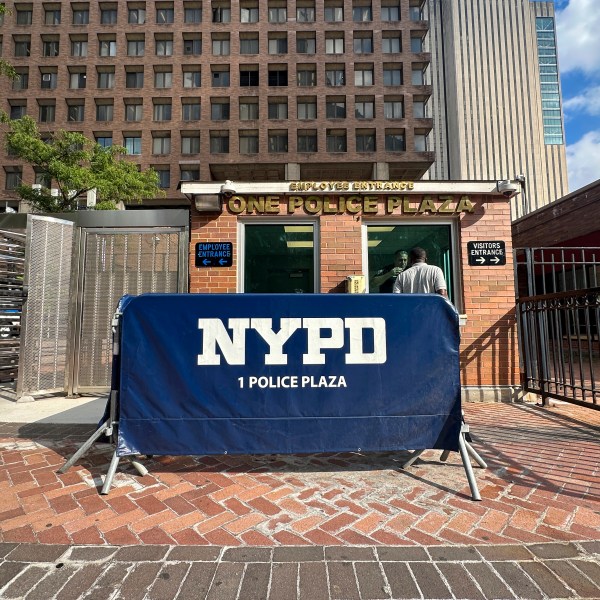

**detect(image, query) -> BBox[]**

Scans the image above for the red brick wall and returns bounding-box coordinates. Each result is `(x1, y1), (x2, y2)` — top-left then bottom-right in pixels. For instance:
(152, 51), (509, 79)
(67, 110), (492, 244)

(190, 192), (519, 387)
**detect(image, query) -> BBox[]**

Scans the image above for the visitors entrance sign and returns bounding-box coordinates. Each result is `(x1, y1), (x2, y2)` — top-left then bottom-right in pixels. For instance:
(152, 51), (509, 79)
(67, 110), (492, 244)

(467, 241), (506, 266)
(195, 242), (233, 267)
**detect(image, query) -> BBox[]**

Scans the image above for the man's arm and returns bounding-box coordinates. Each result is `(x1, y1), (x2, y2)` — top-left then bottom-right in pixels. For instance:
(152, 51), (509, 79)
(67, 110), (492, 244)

(370, 267), (396, 289)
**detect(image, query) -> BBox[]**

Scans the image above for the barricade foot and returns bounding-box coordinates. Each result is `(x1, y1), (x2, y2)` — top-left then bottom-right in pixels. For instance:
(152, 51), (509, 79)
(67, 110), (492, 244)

(57, 420), (112, 475)
(101, 451), (120, 495)
(129, 457), (148, 477)
(458, 433), (481, 501)
(400, 449), (425, 469)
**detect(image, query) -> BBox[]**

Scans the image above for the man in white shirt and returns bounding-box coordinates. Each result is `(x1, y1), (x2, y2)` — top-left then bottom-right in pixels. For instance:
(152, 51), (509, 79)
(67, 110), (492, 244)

(393, 247), (448, 297)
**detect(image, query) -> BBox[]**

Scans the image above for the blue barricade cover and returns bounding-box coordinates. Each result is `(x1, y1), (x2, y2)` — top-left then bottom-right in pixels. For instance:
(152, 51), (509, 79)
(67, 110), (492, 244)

(116, 293), (461, 456)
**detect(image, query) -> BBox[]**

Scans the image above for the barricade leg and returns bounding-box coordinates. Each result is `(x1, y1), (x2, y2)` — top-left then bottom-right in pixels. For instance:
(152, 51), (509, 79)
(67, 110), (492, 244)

(400, 449), (426, 469)
(57, 420), (111, 475)
(101, 451), (121, 495)
(458, 433), (481, 501)
(129, 458), (148, 477)
(465, 440), (487, 469)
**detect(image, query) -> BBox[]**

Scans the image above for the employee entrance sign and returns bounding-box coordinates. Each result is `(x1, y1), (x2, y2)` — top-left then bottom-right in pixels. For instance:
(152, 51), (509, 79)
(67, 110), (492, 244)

(195, 242), (233, 268)
(467, 241), (506, 266)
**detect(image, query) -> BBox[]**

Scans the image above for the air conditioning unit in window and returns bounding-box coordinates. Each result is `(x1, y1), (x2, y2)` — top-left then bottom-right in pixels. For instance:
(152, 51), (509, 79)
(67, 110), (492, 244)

(42, 74), (51, 81)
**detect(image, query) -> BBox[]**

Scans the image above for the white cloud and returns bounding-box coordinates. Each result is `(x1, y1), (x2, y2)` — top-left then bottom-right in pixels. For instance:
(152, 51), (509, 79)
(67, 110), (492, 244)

(566, 131), (600, 191)
(556, 0), (600, 75)
(563, 87), (600, 116)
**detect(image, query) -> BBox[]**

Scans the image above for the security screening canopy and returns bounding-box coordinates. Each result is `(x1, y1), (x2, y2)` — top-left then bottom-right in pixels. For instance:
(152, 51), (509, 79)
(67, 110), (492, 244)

(60, 293), (485, 499)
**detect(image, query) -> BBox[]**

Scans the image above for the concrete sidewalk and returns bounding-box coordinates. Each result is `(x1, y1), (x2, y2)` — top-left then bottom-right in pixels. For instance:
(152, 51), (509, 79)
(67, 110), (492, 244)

(1, 398), (599, 598)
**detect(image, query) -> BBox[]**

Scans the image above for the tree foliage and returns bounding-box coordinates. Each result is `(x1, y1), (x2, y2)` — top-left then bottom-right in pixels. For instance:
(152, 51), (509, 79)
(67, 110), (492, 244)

(2, 116), (163, 212)
(0, 6), (17, 79)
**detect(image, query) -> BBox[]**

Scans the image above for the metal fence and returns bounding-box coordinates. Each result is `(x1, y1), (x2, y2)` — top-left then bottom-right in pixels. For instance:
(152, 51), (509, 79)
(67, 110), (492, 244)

(515, 248), (600, 410)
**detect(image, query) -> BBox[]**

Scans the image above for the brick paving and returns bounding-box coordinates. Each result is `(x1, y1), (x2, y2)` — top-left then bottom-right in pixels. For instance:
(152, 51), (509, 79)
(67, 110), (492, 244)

(1, 401), (600, 598)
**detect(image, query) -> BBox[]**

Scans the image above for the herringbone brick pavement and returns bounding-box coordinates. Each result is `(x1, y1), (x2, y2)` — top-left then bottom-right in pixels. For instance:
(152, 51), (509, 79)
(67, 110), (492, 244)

(1, 402), (599, 547)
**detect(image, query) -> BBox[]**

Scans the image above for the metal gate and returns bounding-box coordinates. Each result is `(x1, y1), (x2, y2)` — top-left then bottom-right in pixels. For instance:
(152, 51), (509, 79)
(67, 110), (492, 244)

(0, 229), (26, 382)
(67, 226), (188, 395)
(515, 247), (600, 410)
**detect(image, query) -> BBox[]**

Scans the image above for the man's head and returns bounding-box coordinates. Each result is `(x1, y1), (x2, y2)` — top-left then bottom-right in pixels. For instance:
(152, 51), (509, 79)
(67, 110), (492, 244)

(394, 250), (409, 268)
(409, 247), (427, 264)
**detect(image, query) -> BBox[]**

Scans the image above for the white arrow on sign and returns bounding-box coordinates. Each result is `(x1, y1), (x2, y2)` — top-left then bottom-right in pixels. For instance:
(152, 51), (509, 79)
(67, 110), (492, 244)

(491, 256), (500, 264)
(476, 257), (486, 264)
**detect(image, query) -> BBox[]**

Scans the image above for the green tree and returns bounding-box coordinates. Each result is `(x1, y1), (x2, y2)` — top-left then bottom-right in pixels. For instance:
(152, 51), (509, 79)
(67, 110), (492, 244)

(2, 116), (163, 212)
(0, 5), (17, 79)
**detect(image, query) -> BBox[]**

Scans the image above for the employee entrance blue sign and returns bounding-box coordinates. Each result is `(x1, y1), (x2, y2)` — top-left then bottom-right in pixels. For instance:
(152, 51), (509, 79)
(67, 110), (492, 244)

(195, 242), (233, 268)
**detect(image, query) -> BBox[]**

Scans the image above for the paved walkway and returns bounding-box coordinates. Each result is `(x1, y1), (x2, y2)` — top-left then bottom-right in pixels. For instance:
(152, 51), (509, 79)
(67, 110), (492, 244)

(1, 401), (599, 598)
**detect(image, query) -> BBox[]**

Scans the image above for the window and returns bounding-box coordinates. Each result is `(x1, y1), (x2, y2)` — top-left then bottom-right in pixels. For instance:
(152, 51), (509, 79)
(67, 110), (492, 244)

(414, 133), (428, 151)
(212, 4), (231, 23)
(154, 69), (172, 88)
(268, 35), (288, 55)
(99, 38), (117, 56)
(211, 68), (230, 87)
(326, 98), (346, 118)
(384, 99), (403, 119)
(211, 100), (230, 120)
(353, 4), (372, 22)
(127, 38), (145, 56)
(326, 129), (347, 152)
(68, 103), (85, 122)
(354, 33), (373, 54)
(354, 66), (373, 86)
(356, 130), (375, 151)
(240, 5), (259, 23)
(297, 67), (316, 87)
(298, 130), (317, 153)
(240, 68), (259, 87)
(181, 133), (200, 154)
(97, 69), (115, 89)
(16, 8), (32, 25)
(43, 40), (60, 57)
(297, 34), (316, 54)
(381, 4), (400, 21)
(297, 98), (316, 119)
(325, 66), (345, 86)
(153, 101), (172, 121)
(324, 4), (343, 22)
(210, 131), (229, 153)
(4, 168), (23, 191)
(9, 103), (27, 119)
(239, 131), (259, 154)
(14, 38), (31, 57)
(325, 35), (344, 55)
(125, 69), (144, 88)
(41, 70), (58, 89)
(45, 8), (61, 25)
(124, 135), (142, 155)
(268, 98), (288, 119)
(180, 167), (200, 181)
(156, 7), (174, 24)
(155, 36), (173, 56)
(211, 35), (229, 56)
(385, 131), (405, 151)
(152, 134), (171, 154)
(240, 35), (259, 55)
(72, 7), (89, 25)
(411, 65), (427, 85)
(239, 99), (258, 120)
(268, 68), (288, 86)
(96, 101), (114, 121)
(243, 223), (316, 293)
(382, 33), (402, 53)
(156, 168), (171, 189)
(69, 70), (87, 89)
(409, 2), (424, 21)
(182, 99), (201, 120)
(268, 6), (286, 23)
(411, 36), (424, 53)
(183, 68), (202, 88)
(125, 101), (143, 122)
(39, 103), (56, 123)
(13, 69), (29, 90)
(383, 66), (403, 86)
(297, 5), (315, 22)
(269, 131), (288, 153)
(355, 98), (374, 119)
(71, 38), (88, 57)
(100, 8), (118, 24)
(184, 6), (202, 23)
(413, 98), (427, 118)
(128, 7), (146, 24)
(95, 135), (113, 148)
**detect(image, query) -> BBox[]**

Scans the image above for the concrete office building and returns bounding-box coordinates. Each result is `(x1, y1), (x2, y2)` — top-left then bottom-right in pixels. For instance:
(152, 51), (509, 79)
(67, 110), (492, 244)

(427, 0), (568, 218)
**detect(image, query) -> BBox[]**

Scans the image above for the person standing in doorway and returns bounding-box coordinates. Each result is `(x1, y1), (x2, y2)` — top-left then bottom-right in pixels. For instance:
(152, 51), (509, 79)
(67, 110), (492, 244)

(393, 247), (448, 297)
(370, 249), (409, 293)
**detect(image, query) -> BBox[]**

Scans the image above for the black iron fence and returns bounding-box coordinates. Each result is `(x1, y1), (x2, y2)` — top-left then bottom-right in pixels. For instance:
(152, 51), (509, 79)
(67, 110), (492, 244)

(515, 248), (600, 410)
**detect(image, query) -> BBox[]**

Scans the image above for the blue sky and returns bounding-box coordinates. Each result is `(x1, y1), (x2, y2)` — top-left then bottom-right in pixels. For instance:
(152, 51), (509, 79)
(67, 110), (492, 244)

(555, 0), (600, 191)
